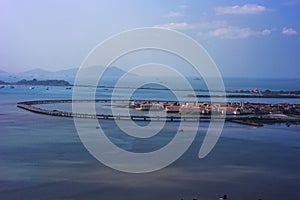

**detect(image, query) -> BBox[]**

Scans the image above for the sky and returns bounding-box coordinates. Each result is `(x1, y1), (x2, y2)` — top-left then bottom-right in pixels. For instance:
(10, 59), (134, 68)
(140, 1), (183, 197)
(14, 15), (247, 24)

(0, 0), (300, 78)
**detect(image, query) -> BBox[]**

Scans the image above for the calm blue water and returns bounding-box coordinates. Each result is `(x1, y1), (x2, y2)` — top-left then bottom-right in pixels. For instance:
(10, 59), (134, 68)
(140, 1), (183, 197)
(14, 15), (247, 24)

(0, 79), (300, 200)
(98, 76), (300, 91)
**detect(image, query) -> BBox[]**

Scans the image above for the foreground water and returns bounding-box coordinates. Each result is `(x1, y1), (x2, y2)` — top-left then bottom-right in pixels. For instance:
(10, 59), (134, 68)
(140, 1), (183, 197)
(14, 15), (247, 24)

(0, 84), (300, 200)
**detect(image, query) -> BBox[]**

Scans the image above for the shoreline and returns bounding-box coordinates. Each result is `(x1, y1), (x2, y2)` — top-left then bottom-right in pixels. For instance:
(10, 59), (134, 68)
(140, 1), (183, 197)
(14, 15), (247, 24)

(1, 80), (300, 98)
(188, 94), (300, 99)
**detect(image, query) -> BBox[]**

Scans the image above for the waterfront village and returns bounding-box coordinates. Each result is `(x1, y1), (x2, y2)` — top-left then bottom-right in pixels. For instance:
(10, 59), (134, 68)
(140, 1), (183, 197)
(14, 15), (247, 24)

(129, 100), (300, 116)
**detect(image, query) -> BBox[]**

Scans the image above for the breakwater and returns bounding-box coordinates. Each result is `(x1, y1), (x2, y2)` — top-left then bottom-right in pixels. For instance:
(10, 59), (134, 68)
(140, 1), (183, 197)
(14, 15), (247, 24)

(17, 99), (207, 122)
(17, 99), (300, 126)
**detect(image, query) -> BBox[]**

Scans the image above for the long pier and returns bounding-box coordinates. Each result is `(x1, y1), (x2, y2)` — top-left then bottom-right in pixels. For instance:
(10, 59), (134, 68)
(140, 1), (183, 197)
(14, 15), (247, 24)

(17, 99), (300, 126)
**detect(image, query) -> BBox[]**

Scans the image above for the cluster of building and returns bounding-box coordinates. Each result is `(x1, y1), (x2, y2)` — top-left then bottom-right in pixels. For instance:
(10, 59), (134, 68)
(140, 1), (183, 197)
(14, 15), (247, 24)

(129, 101), (300, 115)
(242, 102), (300, 115)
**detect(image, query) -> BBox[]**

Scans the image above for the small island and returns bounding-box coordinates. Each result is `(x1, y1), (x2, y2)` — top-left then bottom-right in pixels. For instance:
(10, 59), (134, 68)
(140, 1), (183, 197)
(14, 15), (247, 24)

(0, 79), (71, 86)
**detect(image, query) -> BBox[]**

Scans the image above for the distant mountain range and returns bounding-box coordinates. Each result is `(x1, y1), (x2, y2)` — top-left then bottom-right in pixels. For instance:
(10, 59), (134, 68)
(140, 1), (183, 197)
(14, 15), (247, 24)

(0, 66), (129, 84)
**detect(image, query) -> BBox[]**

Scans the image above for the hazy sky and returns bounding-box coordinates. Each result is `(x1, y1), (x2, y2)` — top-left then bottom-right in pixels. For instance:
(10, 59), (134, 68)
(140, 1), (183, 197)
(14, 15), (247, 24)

(1, 0), (300, 78)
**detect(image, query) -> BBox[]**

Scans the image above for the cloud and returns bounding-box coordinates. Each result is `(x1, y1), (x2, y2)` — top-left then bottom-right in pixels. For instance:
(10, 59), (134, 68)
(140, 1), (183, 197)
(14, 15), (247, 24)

(154, 21), (273, 40)
(283, 0), (300, 6)
(164, 11), (183, 18)
(261, 29), (272, 35)
(154, 22), (195, 30)
(282, 27), (298, 35)
(178, 5), (189, 10)
(215, 4), (266, 15)
(154, 21), (227, 31)
(208, 27), (272, 39)
(164, 5), (188, 18)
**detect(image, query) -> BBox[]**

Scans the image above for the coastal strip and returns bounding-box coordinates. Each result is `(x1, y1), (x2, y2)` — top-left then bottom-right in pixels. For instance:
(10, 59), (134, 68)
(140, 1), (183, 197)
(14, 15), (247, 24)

(188, 94), (300, 99)
(2, 79), (300, 99)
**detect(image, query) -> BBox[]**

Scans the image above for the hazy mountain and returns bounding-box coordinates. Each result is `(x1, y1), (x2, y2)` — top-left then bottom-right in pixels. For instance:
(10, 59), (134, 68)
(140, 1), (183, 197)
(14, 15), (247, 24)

(0, 69), (9, 74)
(0, 66), (132, 84)
(17, 68), (53, 80)
(0, 69), (14, 82)
(76, 66), (127, 78)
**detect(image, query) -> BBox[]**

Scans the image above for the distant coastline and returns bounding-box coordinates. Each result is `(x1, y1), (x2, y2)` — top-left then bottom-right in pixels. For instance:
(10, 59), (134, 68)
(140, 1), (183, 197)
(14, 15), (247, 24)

(188, 94), (300, 99)
(2, 78), (300, 99)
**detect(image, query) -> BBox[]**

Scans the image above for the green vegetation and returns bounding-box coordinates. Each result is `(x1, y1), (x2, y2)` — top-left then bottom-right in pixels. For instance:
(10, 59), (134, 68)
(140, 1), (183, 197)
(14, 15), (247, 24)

(0, 79), (71, 86)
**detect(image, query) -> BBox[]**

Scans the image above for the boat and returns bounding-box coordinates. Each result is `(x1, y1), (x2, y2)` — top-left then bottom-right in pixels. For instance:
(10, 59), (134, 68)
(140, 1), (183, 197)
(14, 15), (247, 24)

(165, 105), (181, 113)
(135, 103), (164, 111)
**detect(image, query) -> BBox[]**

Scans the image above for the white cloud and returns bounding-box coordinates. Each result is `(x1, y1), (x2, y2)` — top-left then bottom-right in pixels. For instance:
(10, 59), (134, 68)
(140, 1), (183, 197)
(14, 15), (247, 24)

(154, 21), (227, 31)
(164, 11), (183, 18)
(154, 21), (273, 40)
(154, 22), (195, 30)
(215, 4), (266, 15)
(261, 29), (272, 36)
(282, 27), (298, 35)
(164, 5), (189, 18)
(208, 27), (272, 39)
(178, 5), (189, 10)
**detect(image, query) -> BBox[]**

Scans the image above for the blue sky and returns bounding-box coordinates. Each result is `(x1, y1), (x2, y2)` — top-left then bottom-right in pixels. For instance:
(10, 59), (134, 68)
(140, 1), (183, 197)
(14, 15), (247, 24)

(0, 0), (299, 78)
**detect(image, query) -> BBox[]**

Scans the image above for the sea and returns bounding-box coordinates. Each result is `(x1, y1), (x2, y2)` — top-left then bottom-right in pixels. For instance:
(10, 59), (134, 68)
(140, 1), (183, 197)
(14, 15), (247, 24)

(0, 77), (300, 200)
